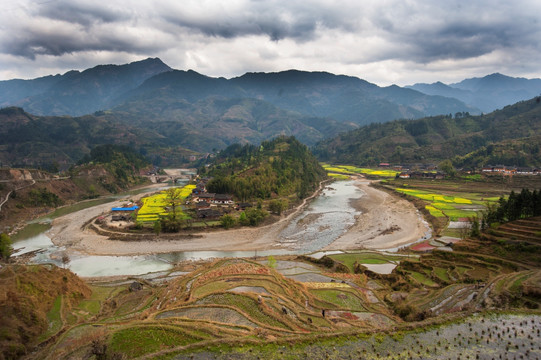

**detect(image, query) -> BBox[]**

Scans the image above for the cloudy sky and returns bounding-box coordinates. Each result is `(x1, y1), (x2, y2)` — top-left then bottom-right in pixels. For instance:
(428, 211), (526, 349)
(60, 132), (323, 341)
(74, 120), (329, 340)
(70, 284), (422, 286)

(1, 0), (540, 86)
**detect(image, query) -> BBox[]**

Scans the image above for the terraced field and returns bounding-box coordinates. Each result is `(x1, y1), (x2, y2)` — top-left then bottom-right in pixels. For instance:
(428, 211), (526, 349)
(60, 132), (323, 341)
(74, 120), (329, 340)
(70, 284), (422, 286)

(394, 187), (481, 221)
(27, 217), (541, 359)
(484, 216), (541, 245)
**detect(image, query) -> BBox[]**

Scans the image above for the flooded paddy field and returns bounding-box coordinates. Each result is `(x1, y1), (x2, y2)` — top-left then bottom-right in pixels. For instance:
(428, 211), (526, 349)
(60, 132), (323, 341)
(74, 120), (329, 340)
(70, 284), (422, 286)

(180, 313), (541, 360)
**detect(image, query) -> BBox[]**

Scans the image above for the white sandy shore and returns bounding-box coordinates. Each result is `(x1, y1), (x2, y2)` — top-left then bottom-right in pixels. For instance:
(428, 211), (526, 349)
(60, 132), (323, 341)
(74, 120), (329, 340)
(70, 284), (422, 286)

(48, 179), (429, 256)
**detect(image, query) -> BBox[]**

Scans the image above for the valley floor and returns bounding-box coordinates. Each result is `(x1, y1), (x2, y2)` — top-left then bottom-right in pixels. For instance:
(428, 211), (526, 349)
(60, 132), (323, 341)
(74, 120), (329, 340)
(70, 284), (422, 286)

(48, 178), (428, 256)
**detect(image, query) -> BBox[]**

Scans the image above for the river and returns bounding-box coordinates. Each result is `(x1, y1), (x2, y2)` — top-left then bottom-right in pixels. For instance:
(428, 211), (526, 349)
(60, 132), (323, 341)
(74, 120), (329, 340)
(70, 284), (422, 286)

(12, 180), (387, 277)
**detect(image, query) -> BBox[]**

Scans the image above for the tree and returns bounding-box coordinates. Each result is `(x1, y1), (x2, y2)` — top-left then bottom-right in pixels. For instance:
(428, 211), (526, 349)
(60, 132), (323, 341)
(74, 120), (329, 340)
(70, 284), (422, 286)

(153, 220), (162, 235)
(438, 159), (456, 177)
(61, 252), (70, 269)
(164, 188), (182, 220)
(220, 214), (236, 229)
(469, 217), (480, 238)
(245, 208), (268, 226)
(0, 233), (13, 261)
(239, 211), (248, 226)
(268, 199), (288, 215)
(267, 255), (276, 269)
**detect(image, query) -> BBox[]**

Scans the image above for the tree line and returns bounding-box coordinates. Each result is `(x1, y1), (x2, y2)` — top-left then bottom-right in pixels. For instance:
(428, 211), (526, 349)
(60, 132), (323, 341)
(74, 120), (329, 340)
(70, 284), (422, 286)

(482, 189), (541, 229)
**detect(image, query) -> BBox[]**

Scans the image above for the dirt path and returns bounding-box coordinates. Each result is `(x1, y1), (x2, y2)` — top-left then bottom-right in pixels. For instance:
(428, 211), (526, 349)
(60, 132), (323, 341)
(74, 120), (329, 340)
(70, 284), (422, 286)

(48, 179), (429, 256)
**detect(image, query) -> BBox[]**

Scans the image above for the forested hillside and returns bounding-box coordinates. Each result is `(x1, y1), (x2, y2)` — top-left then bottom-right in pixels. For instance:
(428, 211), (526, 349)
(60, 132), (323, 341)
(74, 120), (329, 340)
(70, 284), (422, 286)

(0, 107), (160, 170)
(313, 96), (541, 167)
(0, 145), (151, 228)
(202, 136), (326, 201)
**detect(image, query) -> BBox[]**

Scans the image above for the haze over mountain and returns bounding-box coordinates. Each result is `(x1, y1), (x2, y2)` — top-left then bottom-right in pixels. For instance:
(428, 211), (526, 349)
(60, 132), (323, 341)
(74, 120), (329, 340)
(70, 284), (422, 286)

(0, 58), (172, 116)
(407, 73), (541, 113)
(0, 58), (476, 123)
(2, 58), (540, 168)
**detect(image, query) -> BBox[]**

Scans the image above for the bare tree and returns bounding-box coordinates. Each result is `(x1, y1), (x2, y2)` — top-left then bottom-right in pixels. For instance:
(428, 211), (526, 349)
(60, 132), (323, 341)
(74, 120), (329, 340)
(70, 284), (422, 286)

(61, 252), (70, 269)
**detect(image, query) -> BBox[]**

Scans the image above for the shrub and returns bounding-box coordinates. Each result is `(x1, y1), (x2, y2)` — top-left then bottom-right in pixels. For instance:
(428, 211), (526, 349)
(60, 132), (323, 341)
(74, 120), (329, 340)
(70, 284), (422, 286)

(220, 214), (236, 229)
(245, 208), (268, 226)
(0, 233), (12, 260)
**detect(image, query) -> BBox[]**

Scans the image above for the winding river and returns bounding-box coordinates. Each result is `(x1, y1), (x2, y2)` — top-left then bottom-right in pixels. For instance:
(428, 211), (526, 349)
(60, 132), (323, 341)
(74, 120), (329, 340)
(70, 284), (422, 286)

(13, 180), (393, 277)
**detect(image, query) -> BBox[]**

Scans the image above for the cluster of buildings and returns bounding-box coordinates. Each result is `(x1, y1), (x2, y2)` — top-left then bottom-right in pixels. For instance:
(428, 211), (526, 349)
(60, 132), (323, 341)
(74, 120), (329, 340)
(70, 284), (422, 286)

(397, 171), (445, 179)
(379, 163), (438, 171)
(380, 162), (540, 177)
(481, 165), (541, 176)
(189, 179), (250, 219)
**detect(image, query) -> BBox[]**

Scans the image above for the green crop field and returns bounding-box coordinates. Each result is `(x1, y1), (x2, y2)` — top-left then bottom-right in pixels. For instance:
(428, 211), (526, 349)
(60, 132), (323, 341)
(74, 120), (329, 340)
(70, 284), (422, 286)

(329, 252), (409, 272)
(395, 187), (481, 221)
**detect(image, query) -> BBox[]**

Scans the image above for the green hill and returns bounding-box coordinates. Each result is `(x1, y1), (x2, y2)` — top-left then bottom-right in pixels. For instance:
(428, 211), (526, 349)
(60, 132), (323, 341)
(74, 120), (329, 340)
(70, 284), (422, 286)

(313, 96), (541, 167)
(201, 136), (326, 201)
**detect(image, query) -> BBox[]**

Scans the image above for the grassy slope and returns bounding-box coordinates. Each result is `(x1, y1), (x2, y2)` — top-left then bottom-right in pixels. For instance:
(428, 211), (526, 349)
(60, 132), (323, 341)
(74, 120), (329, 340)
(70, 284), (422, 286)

(0, 265), (91, 358)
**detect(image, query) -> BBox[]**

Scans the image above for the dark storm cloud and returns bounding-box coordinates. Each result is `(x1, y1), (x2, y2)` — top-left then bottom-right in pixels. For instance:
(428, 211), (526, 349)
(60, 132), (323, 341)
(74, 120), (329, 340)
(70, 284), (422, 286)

(404, 19), (536, 61)
(35, 1), (127, 27)
(1, 0), (541, 84)
(3, 28), (164, 60)
(158, 1), (355, 41)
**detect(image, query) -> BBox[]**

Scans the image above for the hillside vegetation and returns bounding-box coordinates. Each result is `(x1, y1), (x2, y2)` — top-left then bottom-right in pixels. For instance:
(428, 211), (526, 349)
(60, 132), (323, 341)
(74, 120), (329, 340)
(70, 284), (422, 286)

(0, 264), (90, 359)
(0, 145), (150, 228)
(314, 96), (541, 167)
(202, 136), (327, 201)
(0, 107), (160, 170)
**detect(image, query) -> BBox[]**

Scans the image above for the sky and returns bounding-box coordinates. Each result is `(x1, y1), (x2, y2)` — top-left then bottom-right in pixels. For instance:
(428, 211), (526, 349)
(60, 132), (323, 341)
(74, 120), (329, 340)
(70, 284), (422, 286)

(1, 0), (540, 86)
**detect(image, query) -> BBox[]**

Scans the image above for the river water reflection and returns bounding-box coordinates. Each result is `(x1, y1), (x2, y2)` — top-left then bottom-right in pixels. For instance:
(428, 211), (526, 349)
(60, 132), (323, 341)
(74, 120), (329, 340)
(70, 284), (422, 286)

(13, 180), (368, 277)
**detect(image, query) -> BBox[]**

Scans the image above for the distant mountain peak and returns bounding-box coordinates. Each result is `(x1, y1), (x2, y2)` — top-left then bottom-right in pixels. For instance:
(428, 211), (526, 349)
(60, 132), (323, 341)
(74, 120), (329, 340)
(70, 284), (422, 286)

(408, 73), (541, 113)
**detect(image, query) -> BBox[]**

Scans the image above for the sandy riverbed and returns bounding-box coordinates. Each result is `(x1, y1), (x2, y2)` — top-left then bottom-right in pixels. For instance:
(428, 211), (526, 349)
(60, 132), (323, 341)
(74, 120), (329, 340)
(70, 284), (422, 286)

(48, 179), (429, 256)
(323, 179), (429, 250)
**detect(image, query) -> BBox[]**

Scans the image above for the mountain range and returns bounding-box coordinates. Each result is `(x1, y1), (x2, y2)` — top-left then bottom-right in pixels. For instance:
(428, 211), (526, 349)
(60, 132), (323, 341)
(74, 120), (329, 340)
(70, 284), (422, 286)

(1, 58), (541, 167)
(407, 73), (541, 113)
(0, 58), (480, 153)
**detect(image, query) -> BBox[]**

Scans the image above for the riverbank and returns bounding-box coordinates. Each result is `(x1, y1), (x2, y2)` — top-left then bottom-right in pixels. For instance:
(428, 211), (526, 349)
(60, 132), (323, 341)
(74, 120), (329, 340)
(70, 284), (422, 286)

(48, 181), (329, 256)
(48, 178), (429, 256)
(323, 178), (429, 251)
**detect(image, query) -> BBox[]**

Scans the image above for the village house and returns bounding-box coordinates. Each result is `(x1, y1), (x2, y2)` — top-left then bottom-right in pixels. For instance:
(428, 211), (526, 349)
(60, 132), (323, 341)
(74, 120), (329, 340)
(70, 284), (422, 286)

(193, 193), (216, 202)
(195, 201), (211, 210)
(236, 202), (253, 211)
(110, 203), (138, 222)
(398, 172), (410, 179)
(213, 194), (234, 205)
(482, 165), (521, 175)
(196, 208), (222, 219)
